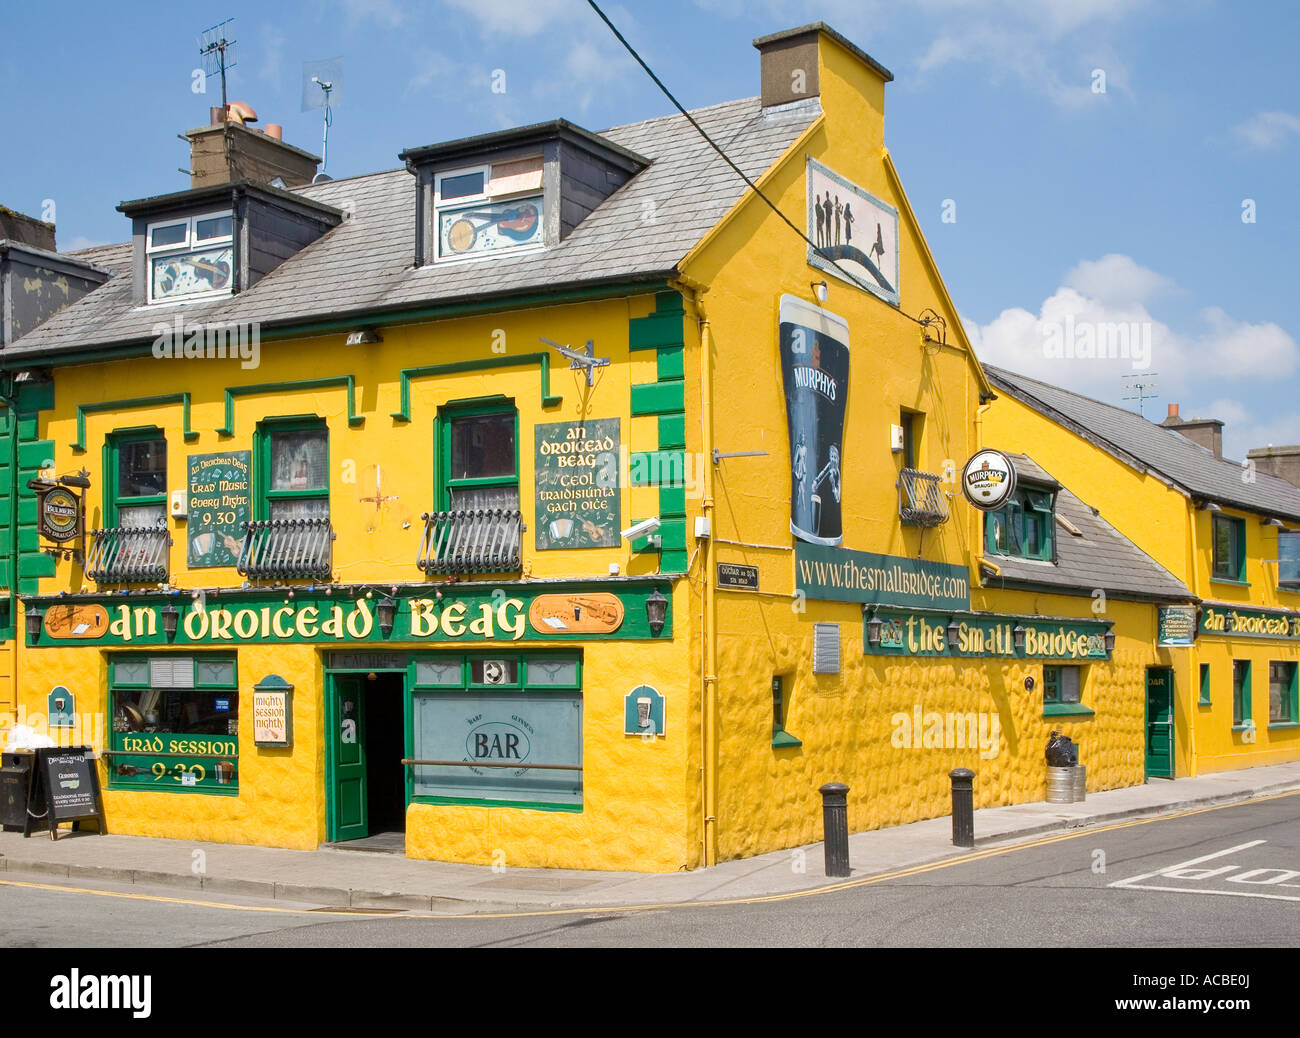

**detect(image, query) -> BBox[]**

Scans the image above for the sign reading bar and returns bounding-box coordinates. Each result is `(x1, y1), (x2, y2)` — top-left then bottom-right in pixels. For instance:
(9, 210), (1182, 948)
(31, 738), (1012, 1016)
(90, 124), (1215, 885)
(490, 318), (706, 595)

(534, 419), (620, 550)
(717, 563), (759, 590)
(1200, 604), (1300, 640)
(865, 610), (1111, 660)
(30, 582), (672, 647)
(795, 542), (971, 610)
(1157, 605), (1197, 647)
(187, 451), (252, 568)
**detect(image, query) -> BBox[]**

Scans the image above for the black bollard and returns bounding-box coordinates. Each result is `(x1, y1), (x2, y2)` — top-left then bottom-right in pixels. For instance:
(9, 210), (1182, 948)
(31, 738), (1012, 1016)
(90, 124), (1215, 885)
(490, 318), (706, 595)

(950, 768), (975, 848)
(819, 782), (850, 877)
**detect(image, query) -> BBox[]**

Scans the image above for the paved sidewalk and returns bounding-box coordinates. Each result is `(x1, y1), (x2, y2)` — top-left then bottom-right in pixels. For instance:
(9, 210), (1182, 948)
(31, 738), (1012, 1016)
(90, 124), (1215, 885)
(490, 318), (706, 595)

(2, 762), (1298, 914)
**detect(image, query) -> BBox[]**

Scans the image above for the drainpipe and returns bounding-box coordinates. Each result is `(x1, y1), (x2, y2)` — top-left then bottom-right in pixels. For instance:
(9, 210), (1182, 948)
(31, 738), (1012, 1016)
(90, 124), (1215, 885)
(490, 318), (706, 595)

(1184, 503), (1201, 777)
(675, 278), (717, 868)
(0, 372), (18, 724)
(972, 400), (995, 585)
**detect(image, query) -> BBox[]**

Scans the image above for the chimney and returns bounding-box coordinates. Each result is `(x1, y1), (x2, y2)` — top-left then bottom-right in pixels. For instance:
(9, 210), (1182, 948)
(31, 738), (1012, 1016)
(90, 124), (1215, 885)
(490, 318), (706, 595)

(1247, 445), (1300, 489)
(0, 205), (56, 252)
(186, 105), (321, 189)
(753, 22), (892, 109)
(1161, 402), (1224, 459)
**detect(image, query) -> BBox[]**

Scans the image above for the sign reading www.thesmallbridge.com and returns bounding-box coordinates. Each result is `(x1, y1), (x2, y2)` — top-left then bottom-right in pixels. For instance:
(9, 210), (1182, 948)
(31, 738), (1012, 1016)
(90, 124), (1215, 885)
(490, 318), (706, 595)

(794, 542), (970, 610)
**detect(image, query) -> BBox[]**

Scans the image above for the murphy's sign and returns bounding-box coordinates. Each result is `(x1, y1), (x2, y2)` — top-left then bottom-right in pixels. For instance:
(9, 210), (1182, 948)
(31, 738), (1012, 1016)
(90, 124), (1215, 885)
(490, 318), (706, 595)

(1200, 604), (1300, 641)
(795, 542), (970, 610)
(865, 610), (1111, 660)
(28, 583), (672, 647)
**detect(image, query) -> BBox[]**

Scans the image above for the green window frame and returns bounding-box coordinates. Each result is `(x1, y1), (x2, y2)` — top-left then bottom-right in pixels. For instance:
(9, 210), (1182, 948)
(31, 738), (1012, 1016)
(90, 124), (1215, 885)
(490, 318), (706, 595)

(1232, 659), (1252, 728)
(985, 485), (1055, 561)
(1278, 529), (1300, 591)
(1043, 664), (1093, 717)
(435, 398), (519, 512)
(109, 653), (239, 794)
(255, 417), (329, 521)
(104, 428), (167, 528)
(771, 674), (801, 748)
(1199, 663), (1211, 706)
(1268, 660), (1298, 726)
(1212, 514), (1246, 582)
(406, 652), (582, 811)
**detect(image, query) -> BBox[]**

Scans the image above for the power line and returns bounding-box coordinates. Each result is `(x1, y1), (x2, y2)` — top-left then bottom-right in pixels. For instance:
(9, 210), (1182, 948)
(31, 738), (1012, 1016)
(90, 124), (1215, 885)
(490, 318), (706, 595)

(585, 0), (921, 322)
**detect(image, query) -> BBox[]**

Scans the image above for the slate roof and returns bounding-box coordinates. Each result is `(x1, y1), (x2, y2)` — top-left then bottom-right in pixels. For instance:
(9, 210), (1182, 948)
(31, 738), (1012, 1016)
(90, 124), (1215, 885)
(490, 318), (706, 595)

(4, 96), (818, 362)
(986, 364), (1300, 523)
(985, 452), (1194, 602)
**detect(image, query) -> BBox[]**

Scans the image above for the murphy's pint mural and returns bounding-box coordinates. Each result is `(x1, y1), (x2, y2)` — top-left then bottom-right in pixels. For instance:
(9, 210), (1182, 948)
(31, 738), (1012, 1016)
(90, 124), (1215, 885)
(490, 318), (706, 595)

(779, 295), (850, 546)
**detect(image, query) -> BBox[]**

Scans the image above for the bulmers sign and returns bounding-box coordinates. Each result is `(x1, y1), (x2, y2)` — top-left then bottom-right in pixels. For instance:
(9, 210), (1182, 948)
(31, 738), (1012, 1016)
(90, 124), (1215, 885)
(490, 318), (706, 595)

(795, 542), (970, 610)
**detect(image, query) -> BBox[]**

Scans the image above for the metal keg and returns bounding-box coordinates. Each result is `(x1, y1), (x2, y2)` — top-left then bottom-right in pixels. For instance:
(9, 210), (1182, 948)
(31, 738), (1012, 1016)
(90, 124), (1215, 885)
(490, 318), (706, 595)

(1046, 765), (1074, 804)
(1072, 764), (1087, 802)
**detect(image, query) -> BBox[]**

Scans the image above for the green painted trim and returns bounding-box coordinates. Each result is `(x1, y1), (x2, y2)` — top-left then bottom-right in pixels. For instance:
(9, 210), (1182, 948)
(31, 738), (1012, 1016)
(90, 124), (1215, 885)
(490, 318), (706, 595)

(659, 486), (687, 518)
(629, 312), (685, 351)
(0, 280), (675, 371)
(1042, 703), (1096, 717)
(629, 450), (686, 488)
(771, 730), (803, 748)
(631, 380), (685, 415)
(1209, 578), (1251, 588)
(658, 413), (686, 449)
(435, 398), (520, 512)
(105, 782), (240, 797)
(73, 394), (196, 452)
(392, 353), (560, 422)
(656, 346), (684, 380)
(660, 550), (689, 572)
(411, 796), (582, 813)
(255, 417), (329, 521)
(1267, 721), (1300, 729)
(104, 428), (166, 527)
(219, 378), (362, 437)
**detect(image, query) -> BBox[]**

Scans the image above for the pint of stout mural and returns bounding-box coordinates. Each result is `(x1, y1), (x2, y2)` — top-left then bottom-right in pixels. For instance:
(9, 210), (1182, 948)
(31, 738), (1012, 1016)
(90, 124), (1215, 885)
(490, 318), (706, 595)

(778, 295), (850, 546)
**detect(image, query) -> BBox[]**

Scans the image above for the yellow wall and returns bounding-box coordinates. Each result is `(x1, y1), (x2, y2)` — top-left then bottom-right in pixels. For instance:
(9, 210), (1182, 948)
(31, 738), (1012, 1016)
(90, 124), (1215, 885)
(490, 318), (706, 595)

(984, 357), (1300, 775)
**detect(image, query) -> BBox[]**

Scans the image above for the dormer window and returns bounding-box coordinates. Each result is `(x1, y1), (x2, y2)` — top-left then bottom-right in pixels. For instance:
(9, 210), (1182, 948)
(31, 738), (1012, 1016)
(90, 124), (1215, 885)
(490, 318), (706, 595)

(146, 210), (234, 303)
(434, 156), (544, 261)
(986, 485), (1055, 562)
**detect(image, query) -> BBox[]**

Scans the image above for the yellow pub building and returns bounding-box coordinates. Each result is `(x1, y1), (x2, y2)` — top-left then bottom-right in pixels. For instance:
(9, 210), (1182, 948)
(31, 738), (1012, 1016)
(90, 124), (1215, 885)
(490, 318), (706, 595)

(2, 23), (1255, 872)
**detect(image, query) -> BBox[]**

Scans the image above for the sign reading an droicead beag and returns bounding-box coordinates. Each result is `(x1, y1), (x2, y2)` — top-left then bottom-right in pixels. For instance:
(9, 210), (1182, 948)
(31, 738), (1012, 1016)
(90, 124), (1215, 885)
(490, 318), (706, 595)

(534, 419), (620, 550)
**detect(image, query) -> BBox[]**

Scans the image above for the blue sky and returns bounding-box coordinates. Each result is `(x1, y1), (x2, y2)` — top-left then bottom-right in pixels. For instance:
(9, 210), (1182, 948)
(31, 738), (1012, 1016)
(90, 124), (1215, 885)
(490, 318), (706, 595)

(3, 0), (1298, 459)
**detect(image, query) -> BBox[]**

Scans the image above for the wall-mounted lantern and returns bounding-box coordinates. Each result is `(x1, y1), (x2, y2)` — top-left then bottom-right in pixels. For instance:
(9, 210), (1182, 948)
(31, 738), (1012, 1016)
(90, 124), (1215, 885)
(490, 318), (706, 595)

(1012, 624), (1026, 652)
(946, 617), (961, 649)
(866, 611), (884, 647)
(377, 596), (397, 637)
(644, 589), (668, 637)
(25, 605), (44, 642)
(161, 603), (180, 640)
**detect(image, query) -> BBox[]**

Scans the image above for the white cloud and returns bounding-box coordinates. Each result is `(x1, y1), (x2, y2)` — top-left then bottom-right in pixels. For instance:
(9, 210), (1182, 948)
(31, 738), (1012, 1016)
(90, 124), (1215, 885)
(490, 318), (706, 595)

(1203, 398), (1300, 462)
(968, 254), (1299, 402)
(1233, 110), (1300, 151)
(1063, 253), (1174, 306)
(339, 0), (407, 28)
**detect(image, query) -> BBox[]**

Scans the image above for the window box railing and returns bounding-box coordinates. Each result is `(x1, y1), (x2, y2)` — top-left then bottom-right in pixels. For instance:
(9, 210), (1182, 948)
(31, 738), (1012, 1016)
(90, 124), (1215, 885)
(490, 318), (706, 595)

(897, 468), (950, 527)
(237, 518), (334, 579)
(86, 525), (172, 583)
(418, 509), (524, 575)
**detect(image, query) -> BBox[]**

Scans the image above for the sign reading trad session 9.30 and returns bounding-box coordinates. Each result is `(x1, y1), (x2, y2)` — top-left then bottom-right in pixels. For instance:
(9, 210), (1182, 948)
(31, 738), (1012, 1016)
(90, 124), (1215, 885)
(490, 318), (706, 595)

(187, 451), (251, 569)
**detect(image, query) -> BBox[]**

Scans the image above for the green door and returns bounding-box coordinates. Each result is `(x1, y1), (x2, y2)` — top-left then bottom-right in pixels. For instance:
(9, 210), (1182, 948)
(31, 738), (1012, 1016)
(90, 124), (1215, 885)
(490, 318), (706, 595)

(328, 674), (368, 841)
(1145, 667), (1174, 779)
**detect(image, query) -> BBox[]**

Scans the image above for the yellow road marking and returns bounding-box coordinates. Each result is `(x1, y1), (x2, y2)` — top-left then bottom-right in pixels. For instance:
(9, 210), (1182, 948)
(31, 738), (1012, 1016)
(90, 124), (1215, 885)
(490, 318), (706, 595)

(3, 789), (1295, 922)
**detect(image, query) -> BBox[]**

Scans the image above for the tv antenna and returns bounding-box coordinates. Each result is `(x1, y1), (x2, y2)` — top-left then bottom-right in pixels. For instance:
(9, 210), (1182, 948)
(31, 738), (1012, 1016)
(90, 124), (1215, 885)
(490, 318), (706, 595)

(1121, 372), (1160, 417)
(198, 19), (238, 110)
(540, 338), (610, 387)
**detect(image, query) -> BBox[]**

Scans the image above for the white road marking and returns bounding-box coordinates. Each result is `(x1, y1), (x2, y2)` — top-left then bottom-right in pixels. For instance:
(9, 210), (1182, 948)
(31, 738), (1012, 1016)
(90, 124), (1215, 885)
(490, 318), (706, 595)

(1108, 884), (1300, 904)
(1109, 840), (1266, 889)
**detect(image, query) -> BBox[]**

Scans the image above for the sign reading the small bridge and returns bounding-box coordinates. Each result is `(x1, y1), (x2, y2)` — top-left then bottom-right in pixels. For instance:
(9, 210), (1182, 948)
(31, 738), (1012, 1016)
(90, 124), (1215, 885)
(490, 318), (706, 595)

(807, 157), (899, 306)
(187, 451), (251, 569)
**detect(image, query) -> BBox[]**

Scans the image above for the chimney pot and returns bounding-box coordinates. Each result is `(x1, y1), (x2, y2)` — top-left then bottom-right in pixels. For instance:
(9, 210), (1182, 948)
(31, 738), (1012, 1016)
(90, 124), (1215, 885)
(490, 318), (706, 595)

(1168, 403), (1179, 418)
(265, 123), (283, 140)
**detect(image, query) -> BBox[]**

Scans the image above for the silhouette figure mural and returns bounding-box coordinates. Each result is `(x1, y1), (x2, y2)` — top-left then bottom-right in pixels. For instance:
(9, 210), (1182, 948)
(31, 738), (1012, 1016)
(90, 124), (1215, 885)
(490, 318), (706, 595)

(806, 157), (899, 307)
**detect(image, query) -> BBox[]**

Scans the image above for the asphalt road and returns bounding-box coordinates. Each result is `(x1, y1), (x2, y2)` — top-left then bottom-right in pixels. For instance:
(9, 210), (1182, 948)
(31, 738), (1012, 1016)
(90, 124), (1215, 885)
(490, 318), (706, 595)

(2, 794), (1296, 950)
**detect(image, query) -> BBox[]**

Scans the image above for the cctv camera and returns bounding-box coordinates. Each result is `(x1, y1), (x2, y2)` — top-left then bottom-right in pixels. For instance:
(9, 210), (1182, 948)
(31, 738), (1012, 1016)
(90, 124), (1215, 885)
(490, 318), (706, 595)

(621, 517), (661, 541)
